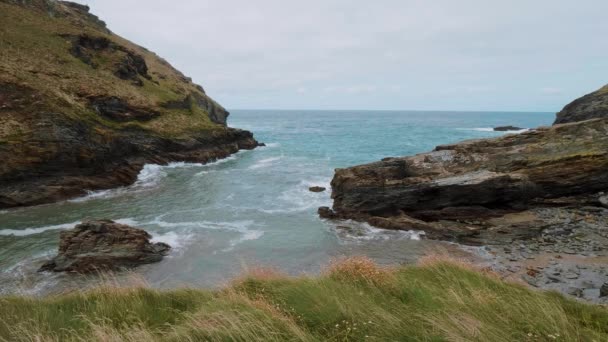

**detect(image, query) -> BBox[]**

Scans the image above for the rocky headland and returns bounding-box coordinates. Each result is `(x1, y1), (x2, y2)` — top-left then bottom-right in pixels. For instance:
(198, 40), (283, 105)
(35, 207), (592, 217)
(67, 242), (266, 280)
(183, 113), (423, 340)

(0, 0), (259, 208)
(321, 85), (608, 302)
(39, 220), (170, 273)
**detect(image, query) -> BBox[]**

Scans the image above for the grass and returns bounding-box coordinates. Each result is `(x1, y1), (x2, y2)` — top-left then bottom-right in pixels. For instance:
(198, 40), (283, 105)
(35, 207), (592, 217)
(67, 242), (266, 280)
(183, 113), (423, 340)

(0, 1), (222, 138)
(1, 257), (607, 341)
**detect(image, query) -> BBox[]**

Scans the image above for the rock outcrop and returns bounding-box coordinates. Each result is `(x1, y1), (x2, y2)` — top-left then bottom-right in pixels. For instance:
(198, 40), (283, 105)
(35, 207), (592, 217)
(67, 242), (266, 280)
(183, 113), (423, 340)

(322, 91), (608, 244)
(0, 1), (259, 208)
(555, 84), (608, 124)
(493, 125), (523, 131)
(39, 220), (170, 273)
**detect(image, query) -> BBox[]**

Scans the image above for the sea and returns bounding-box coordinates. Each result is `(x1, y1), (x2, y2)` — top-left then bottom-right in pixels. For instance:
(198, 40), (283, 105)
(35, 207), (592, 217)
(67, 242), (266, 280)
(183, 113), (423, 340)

(0, 110), (554, 295)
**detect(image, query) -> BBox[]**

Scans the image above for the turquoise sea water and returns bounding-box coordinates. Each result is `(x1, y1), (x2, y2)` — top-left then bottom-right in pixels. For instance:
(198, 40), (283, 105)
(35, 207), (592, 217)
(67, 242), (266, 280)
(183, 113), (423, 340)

(0, 110), (554, 294)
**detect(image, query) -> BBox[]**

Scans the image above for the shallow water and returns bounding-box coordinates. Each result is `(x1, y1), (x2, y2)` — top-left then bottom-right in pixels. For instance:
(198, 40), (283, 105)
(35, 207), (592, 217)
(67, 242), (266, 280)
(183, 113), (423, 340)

(0, 110), (554, 295)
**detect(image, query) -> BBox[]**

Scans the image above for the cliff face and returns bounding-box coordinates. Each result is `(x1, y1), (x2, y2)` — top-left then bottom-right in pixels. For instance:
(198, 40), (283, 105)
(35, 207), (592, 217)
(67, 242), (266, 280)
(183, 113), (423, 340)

(0, 1), (259, 207)
(322, 86), (608, 245)
(555, 84), (608, 124)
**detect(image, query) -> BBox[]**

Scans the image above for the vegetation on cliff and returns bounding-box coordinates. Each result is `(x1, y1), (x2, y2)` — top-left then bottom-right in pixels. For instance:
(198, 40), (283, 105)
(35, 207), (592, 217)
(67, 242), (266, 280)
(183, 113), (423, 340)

(1, 257), (607, 341)
(0, 0), (258, 208)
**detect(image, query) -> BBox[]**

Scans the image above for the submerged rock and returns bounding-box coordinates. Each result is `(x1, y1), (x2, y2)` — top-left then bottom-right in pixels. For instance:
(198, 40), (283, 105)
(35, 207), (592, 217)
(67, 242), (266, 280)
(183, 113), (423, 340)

(39, 220), (170, 273)
(493, 125), (523, 131)
(309, 186), (326, 193)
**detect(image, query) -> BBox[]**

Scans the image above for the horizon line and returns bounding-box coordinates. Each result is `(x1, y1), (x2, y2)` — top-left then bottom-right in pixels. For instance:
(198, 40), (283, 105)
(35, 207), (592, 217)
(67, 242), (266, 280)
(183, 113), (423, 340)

(228, 108), (557, 114)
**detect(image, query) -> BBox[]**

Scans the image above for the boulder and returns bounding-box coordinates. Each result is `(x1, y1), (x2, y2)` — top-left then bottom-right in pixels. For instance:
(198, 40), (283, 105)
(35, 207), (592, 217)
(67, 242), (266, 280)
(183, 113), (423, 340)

(601, 283), (608, 298)
(309, 186), (326, 193)
(39, 220), (170, 273)
(493, 126), (523, 131)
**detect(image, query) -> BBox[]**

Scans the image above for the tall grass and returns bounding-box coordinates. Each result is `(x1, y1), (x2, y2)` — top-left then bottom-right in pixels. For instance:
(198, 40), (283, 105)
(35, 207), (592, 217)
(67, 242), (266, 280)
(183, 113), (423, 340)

(1, 257), (607, 341)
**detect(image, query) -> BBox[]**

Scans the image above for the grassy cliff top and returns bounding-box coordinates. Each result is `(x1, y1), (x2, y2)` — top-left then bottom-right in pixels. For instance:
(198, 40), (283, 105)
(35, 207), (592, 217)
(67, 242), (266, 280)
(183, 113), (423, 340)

(0, 0), (226, 138)
(1, 258), (607, 341)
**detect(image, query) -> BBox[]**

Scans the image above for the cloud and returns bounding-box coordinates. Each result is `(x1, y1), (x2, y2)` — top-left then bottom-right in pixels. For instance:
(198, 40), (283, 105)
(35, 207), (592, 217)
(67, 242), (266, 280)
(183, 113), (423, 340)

(75, 0), (608, 111)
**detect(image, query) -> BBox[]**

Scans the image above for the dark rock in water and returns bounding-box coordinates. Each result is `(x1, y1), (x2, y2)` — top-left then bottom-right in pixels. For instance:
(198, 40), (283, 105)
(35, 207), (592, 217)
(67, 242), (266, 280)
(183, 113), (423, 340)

(555, 84), (608, 124)
(318, 206), (337, 219)
(493, 125), (523, 131)
(309, 186), (326, 193)
(39, 220), (170, 273)
(601, 283), (608, 297)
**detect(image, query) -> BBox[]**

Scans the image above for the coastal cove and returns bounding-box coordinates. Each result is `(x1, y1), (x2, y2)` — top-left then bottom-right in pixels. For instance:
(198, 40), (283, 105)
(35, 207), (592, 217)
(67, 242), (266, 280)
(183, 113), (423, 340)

(0, 110), (554, 295)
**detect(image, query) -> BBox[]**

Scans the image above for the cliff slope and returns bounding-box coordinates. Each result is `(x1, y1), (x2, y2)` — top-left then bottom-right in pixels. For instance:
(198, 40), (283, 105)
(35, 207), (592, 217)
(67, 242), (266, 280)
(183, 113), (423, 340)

(0, 0), (259, 208)
(555, 84), (608, 124)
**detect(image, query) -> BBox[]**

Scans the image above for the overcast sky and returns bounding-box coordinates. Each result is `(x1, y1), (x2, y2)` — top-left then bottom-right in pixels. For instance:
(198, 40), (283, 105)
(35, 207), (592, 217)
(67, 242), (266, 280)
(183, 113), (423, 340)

(76, 0), (607, 111)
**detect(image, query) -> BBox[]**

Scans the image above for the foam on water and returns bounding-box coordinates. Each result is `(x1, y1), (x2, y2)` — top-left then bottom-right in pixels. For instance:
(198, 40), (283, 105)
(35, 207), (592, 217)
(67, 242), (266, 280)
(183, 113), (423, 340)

(330, 220), (425, 244)
(248, 156), (283, 169)
(69, 155), (246, 203)
(150, 231), (193, 250)
(263, 142), (280, 148)
(223, 230), (265, 252)
(0, 221), (80, 237)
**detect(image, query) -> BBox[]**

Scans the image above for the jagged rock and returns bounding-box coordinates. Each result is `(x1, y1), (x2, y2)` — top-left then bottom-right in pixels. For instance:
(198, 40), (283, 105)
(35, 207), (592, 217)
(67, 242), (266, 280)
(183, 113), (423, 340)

(493, 126), (523, 131)
(555, 84), (608, 124)
(64, 34), (151, 85)
(324, 118), (608, 244)
(309, 186), (326, 193)
(89, 96), (159, 121)
(39, 220), (170, 273)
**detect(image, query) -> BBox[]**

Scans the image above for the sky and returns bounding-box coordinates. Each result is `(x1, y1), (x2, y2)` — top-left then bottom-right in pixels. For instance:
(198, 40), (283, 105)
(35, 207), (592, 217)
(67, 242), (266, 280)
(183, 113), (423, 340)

(75, 0), (608, 112)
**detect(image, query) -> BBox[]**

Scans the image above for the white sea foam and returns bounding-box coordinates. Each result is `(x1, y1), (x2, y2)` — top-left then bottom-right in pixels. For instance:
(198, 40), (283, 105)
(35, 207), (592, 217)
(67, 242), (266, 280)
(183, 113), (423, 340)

(228, 230), (264, 247)
(248, 156), (283, 169)
(331, 220), (425, 243)
(114, 218), (141, 226)
(0, 221), (80, 237)
(150, 231), (192, 249)
(69, 155), (244, 203)
(263, 142), (281, 148)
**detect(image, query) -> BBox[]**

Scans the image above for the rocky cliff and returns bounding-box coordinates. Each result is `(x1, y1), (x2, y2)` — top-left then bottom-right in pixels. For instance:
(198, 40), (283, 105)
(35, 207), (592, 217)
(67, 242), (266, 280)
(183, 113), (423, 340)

(321, 85), (608, 245)
(555, 84), (608, 124)
(0, 0), (259, 207)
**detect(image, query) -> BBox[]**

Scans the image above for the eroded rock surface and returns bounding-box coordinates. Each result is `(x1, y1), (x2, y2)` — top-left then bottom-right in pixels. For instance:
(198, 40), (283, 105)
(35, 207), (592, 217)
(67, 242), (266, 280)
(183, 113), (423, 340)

(323, 118), (608, 244)
(39, 220), (170, 273)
